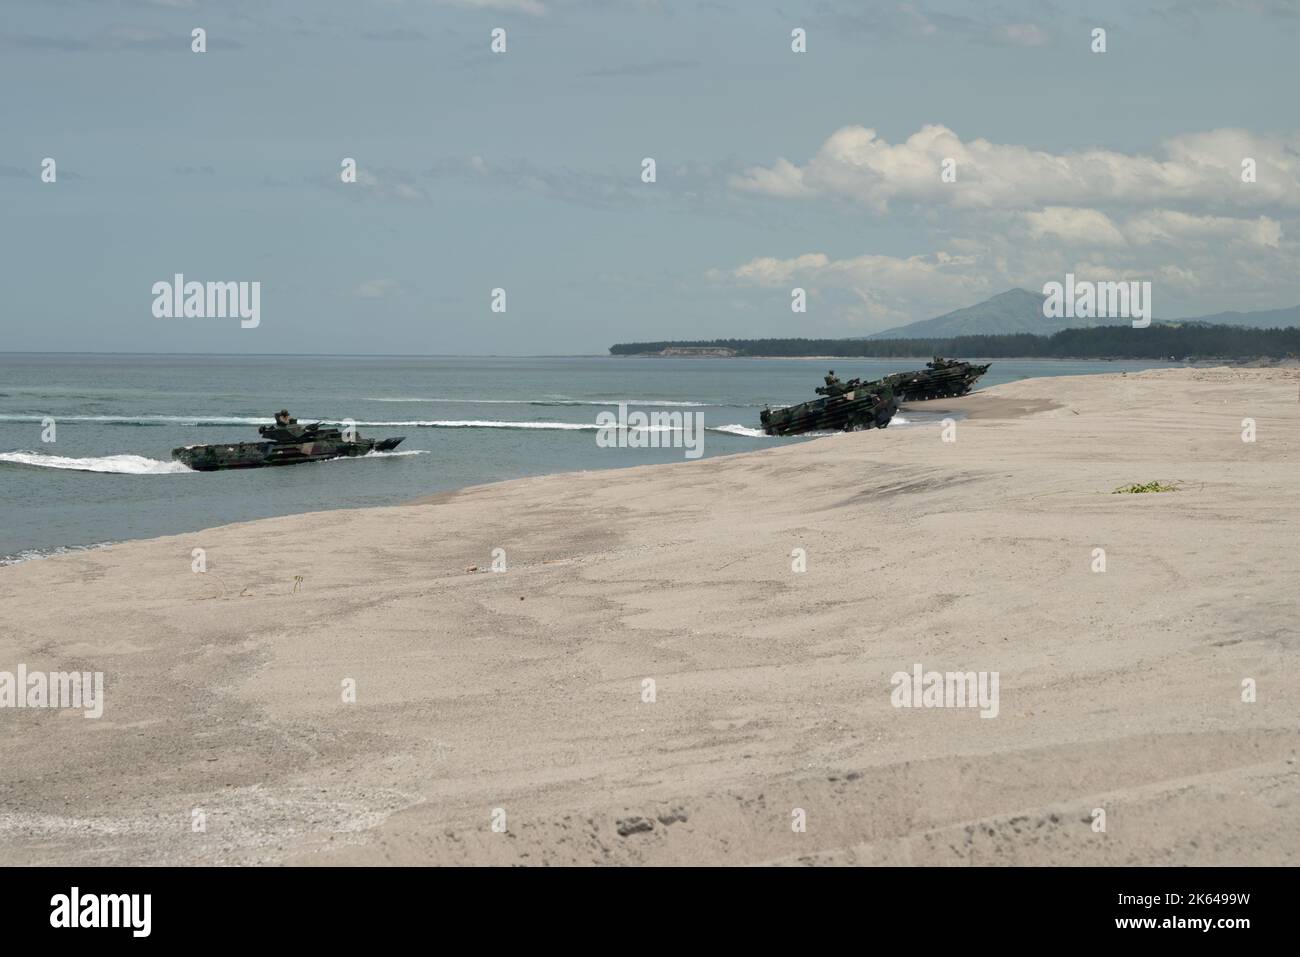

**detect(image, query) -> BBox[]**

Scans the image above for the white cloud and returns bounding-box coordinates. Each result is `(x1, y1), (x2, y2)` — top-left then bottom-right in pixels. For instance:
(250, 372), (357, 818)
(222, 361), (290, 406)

(434, 0), (546, 14)
(1019, 206), (1282, 252)
(993, 23), (1050, 46)
(731, 124), (1300, 212)
(720, 122), (1300, 327)
(726, 158), (809, 199)
(723, 253), (829, 286)
(351, 168), (428, 203)
(710, 250), (994, 325)
(712, 217), (1300, 329)
(355, 278), (400, 299)
(1125, 210), (1282, 248)
(1024, 207), (1128, 246)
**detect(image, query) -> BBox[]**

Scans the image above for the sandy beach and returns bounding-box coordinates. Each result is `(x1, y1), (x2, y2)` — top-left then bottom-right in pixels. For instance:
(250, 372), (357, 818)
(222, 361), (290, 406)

(1, 367), (1296, 866)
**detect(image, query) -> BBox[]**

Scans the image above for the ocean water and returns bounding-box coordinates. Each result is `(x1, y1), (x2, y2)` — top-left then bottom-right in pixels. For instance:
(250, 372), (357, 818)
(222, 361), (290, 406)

(0, 354), (1184, 561)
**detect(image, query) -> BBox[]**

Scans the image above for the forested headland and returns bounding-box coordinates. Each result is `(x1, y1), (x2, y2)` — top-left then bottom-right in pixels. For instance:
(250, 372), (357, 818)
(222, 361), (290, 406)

(609, 325), (1300, 360)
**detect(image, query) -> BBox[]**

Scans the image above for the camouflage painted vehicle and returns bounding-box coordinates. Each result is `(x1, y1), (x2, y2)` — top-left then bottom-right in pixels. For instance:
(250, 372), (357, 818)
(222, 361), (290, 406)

(883, 357), (991, 401)
(172, 411), (404, 471)
(760, 372), (899, 436)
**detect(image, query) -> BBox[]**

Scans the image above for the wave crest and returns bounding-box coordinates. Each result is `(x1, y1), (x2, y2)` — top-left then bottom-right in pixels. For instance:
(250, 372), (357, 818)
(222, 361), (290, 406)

(713, 424), (770, 438)
(0, 451), (192, 474)
(363, 397), (718, 407)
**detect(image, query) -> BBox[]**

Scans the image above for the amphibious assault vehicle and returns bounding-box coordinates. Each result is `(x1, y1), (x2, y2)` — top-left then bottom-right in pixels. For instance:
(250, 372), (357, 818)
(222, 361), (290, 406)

(172, 411), (405, 471)
(758, 357), (990, 437)
(760, 374), (899, 436)
(883, 357), (991, 401)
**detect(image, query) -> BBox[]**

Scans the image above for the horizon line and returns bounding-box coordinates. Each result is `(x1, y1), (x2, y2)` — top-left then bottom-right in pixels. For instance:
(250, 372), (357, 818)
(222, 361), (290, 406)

(0, 351), (611, 359)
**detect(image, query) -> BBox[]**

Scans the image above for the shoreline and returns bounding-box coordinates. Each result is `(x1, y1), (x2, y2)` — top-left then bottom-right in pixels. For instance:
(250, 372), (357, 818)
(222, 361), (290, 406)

(3, 367), (1298, 866)
(0, 394), (1029, 564)
(612, 354), (1300, 364)
(0, 361), (1149, 561)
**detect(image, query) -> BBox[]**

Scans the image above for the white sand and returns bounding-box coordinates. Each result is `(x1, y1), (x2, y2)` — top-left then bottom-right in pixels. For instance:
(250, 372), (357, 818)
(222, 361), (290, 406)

(1, 367), (1297, 865)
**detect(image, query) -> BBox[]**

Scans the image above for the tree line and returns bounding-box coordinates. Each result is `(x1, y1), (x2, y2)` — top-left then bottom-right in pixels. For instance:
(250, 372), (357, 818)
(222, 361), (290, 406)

(609, 325), (1300, 359)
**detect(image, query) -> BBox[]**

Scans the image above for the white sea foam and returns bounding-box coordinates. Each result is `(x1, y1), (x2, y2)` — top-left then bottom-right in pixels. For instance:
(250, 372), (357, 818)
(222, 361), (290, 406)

(0, 416), (779, 438)
(363, 397), (717, 407)
(0, 541), (116, 567)
(374, 420), (713, 431)
(324, 449), (430, 461)
(713, 424), (770, 438)
(0, 413), (719, 428)
(0, 451), (193, 474)
(0, 414), (270, 426)
(384, 419), (599, 430)
(366, 420), (698, 432)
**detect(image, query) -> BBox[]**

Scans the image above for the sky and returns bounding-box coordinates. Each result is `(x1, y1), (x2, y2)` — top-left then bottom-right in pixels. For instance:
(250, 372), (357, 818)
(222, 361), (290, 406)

(1, 0), (1297, 355)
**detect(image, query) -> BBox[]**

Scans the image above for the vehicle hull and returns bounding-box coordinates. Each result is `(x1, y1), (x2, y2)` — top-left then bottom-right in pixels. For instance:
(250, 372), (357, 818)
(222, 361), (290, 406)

(172, 436), (404, 471)
(760, 388), (898, 437)
(885, 360), (991, 402)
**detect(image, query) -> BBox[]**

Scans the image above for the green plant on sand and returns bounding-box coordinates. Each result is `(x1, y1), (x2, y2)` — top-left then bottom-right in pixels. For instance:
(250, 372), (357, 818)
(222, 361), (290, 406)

(1112, 481), (1179, 494)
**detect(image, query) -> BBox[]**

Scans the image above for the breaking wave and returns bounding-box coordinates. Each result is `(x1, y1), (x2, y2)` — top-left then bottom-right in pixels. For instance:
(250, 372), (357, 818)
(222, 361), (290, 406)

(0, 416), (786, 437)
(322, 449), (430, 461)
(380, 419), (600, 430)
(0, 451), (193, 474)
(0, 414), (270, 427)
(362, 397), (719, 407)
(0, 413), (722, 428)
(388, 420), (775, 434)
(347, 420), (736, 432)
(0, 541), (116, 567)
(713, 424), (770, 438)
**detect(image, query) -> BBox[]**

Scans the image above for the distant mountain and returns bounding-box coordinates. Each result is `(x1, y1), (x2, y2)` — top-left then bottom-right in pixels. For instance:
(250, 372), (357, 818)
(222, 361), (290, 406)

(1168, 305), (1300, 329)
(867, 288), (1124, 339)
(868, 289), (1300, 339)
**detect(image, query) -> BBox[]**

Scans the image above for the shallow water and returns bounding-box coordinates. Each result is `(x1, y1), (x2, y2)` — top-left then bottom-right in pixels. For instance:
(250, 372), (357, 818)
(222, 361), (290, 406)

(0, 354), (1186, 560)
